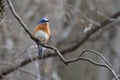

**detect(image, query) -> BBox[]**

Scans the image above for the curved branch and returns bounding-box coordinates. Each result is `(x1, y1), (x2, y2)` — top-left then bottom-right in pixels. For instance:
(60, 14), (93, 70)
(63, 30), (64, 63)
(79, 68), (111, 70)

(66, 57), (119, 80)
(79, 49), (113, 69)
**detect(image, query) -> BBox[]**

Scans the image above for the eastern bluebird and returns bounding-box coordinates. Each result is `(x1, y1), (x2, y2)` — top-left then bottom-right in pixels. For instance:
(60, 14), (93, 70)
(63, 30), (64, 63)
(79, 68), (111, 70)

(33, 18), (50, 57)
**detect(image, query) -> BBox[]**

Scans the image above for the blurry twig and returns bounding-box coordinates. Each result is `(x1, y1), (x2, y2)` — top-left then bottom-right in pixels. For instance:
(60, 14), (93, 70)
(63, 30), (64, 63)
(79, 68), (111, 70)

(20, 68), (37, 78)
(97, 11), (115, 21)
(66, 3), (101, 26)
(0, 61), (14, 67)
(102, 35), (120, 59)
(16, 45), (37, 59)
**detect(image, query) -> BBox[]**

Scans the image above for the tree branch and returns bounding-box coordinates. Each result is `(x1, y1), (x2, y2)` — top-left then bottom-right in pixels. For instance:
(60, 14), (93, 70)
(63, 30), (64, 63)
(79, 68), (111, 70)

(6, 0), (31, 37)
(66, 57), (118, 80)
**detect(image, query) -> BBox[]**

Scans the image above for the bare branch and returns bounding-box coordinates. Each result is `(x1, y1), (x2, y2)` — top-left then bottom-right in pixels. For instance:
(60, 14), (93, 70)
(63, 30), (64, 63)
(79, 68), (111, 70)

(79, 49), (119, 80)
(66, 57), (119, 80)
(5, 0), (36, 41)
(0, 48), (119, 80)
(79, 49), (113, 69)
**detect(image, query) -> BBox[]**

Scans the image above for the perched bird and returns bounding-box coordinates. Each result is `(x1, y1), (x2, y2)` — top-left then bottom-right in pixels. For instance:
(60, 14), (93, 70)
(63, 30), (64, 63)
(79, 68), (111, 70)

(33, 18), (50, 57)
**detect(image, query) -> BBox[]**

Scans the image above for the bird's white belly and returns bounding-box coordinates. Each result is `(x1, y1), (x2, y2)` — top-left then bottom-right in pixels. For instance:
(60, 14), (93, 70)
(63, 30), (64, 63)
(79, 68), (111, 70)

(35, 30), (48, 44)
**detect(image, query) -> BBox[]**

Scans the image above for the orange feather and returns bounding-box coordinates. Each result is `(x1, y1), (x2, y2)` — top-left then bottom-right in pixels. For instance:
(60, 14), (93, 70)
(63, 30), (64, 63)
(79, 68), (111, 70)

(33, 23), (50, 42)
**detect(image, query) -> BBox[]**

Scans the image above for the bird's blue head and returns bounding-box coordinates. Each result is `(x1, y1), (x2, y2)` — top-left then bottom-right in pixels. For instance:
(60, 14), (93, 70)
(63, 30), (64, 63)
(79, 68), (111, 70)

(38, 18), (49, 24)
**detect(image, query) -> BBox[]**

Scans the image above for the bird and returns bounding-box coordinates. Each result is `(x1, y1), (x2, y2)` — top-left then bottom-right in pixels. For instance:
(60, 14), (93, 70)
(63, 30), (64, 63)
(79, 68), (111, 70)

(33, 18), (50, 57)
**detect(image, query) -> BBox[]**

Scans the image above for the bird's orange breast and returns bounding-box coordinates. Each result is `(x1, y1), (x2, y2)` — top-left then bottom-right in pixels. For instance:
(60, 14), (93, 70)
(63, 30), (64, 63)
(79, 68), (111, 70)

(33, 23), (50, 42)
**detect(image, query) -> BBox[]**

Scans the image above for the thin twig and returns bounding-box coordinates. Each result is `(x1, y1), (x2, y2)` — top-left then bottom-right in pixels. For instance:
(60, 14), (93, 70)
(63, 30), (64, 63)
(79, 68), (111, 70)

(79, 49), (113, 69)
(78, 49), (119, 80)
(66, 57), (118, 80)
(20, 68), (37, 78)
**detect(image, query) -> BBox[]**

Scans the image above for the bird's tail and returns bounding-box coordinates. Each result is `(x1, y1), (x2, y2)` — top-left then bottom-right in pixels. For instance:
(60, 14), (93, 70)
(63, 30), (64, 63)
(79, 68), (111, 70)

(38, 46), (43, 57)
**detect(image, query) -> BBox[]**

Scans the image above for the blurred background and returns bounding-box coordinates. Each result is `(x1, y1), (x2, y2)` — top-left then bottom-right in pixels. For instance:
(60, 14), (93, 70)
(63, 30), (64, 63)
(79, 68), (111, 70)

(0, 0), (120, 80)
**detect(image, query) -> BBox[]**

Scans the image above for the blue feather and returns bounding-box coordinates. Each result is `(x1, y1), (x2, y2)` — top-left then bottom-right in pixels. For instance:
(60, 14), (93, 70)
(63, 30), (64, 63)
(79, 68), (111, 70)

(38, 18), (49, 24)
